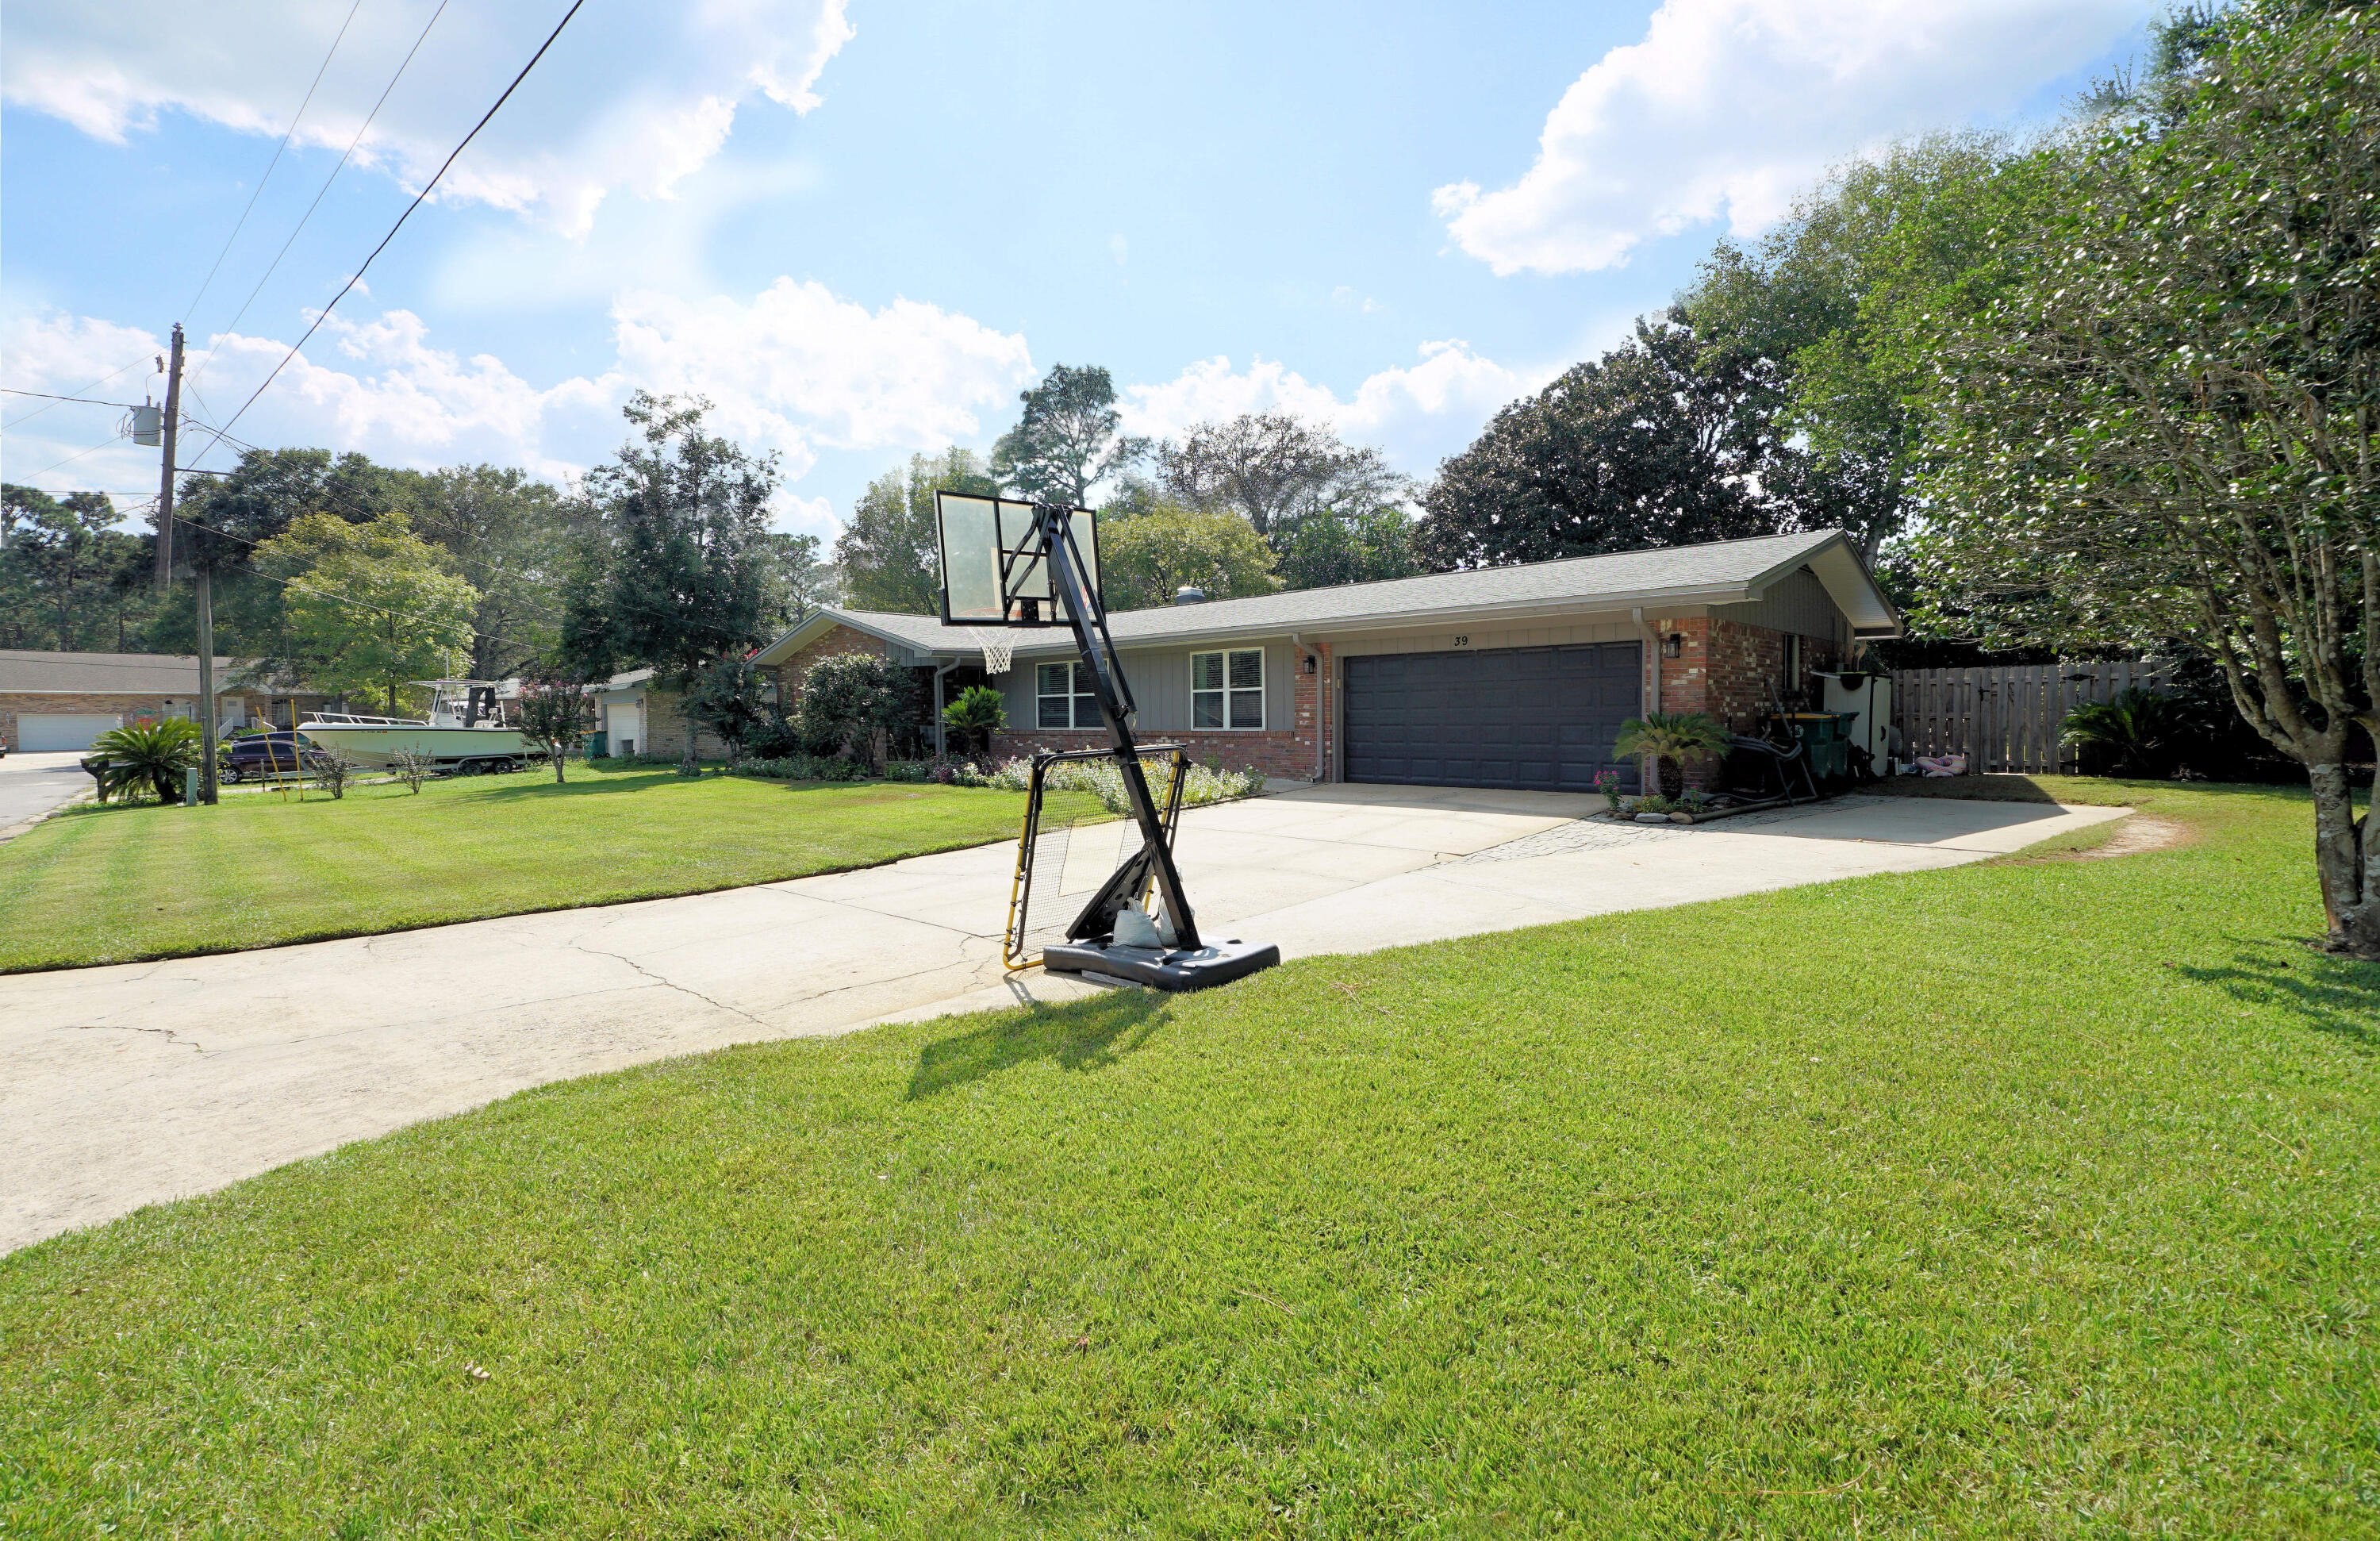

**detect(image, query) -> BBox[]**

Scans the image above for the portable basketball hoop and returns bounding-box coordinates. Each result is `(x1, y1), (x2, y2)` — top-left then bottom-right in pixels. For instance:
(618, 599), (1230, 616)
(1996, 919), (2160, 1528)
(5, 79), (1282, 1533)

(935, 490), (1279, 991)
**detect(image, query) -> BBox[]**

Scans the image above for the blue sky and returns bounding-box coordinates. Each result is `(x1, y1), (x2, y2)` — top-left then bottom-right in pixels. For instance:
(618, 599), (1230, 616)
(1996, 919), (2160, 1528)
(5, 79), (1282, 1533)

(3, 0), (2158, 540)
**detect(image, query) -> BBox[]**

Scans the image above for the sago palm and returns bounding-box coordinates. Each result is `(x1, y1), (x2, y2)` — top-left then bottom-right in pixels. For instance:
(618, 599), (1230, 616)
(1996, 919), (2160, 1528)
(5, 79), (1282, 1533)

(86, 718), (205, 804)
(2059, 687), (2192, 778)
(1613, 711), (1728, 800)
(941, 685), (1007, 759)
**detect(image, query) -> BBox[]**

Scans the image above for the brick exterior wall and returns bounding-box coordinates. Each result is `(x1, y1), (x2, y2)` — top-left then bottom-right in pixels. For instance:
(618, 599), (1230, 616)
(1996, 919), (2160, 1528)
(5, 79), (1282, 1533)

(1638, 616), (1842, 789)
(989, 640), (1328, 781)
(766, 627), (891, 708)
(635, 687), (731, 761)
(1649, 617), (1841, 730)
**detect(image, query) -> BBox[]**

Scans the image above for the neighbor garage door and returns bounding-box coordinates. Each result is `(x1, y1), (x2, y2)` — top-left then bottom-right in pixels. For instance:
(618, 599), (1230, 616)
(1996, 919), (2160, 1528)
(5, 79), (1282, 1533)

(14, 713), (122, 752)
(1342, 643), (1640, 792)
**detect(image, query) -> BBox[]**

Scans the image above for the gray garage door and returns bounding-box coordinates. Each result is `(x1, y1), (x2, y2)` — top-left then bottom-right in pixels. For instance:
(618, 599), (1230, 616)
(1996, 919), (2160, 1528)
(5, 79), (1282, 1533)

(1342, 643), (1641, 792)
(16, 713), (122, 752)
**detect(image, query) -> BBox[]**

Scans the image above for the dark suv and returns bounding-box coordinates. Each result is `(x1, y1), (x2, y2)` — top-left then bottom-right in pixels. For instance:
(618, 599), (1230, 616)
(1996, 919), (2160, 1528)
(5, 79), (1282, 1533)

(220, 732), (325, 782)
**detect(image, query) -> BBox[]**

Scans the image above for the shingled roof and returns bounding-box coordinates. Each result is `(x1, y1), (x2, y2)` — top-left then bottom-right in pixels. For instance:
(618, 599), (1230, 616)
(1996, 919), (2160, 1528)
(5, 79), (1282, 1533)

(0, 649), (241, 694)
(754, 526), (1898, 667)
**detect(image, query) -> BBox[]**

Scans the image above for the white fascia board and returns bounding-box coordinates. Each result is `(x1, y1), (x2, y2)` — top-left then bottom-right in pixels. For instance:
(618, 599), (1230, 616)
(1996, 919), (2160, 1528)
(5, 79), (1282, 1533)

(749, 609), (936, 666)
(919, 582), (1767, 659)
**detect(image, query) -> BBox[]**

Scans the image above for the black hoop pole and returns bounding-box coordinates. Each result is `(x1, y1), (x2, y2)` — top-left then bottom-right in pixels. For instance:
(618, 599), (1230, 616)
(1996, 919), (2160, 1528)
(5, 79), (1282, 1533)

(1039, 501), (1202, 951)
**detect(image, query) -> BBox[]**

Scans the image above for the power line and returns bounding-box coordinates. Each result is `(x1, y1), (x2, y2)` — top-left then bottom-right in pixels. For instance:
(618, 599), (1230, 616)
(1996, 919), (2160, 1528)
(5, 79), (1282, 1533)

(182, 0), (370, 326)
(0, 389), (148, 411)
(187, 0), (585, 459)
(0, 356), (153, 433)
(186, 0), (452, 401)
(15, 431), (134, 482)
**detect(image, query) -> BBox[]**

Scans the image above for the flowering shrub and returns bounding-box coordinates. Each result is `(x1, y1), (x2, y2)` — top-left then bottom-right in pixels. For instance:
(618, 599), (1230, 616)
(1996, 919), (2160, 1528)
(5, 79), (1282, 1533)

(980, 755), (1264, 813)
(1592, 769), (1626, 812)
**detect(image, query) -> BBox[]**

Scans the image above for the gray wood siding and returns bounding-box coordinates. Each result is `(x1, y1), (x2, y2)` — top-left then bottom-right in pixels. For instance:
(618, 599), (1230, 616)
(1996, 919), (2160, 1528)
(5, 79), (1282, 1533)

(996, 639), (1294, 733)
(1712, 567), (1845, 645)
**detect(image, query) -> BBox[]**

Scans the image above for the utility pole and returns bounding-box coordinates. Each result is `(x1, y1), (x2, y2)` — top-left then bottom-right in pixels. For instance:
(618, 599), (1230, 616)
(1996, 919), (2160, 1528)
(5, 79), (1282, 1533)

(151, 325), (221, 805)
(152, 324), (183, 590)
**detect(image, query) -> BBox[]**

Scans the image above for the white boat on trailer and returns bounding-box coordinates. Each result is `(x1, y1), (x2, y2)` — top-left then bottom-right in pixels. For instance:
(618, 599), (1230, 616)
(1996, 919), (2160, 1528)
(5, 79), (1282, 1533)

(297, 679), (534, 774)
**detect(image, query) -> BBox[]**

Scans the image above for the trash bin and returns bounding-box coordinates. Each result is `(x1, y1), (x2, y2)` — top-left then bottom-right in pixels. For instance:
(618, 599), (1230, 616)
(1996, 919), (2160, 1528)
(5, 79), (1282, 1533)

(1775, 713), (1855, 781)
(589, 731), (608, 759)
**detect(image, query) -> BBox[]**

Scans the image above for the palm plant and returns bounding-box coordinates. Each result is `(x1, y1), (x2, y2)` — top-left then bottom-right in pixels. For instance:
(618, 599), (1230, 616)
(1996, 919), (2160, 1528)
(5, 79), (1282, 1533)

(941, 684), (1007, 759)
(86, 718), (205, 805)
(1613, 711), (1729, 800)
(2059, 688), (2192, 778)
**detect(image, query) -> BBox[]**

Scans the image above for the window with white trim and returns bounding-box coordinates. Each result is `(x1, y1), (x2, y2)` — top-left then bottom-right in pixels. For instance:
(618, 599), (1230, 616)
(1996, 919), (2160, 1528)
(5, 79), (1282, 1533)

(1035, 662), (1100, 728)
(1191, 648), (1265, 729)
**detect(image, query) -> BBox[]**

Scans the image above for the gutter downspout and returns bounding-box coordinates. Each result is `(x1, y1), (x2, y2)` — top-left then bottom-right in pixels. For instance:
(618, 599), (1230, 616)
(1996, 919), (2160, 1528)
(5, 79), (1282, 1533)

(931, 660), (957, 759)
(1632, 607), (1660, 718)
(1292, 633), (1326, 782)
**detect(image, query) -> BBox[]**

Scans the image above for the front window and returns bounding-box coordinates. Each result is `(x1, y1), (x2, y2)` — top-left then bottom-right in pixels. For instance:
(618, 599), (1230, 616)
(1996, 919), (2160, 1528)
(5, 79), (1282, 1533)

(1192, 648), (1264, 729)
(1036, 662), (1100, 728)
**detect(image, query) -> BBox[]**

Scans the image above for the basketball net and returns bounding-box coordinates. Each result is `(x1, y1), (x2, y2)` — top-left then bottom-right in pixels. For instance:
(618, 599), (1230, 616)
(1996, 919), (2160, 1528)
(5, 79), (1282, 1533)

(977, 629), (1015, 676)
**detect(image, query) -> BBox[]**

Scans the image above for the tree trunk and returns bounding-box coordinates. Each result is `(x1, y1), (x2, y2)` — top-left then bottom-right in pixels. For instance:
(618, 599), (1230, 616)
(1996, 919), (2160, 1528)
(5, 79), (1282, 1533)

(2306, 762), (2378, 958)
(1658, 754), (1684, 801)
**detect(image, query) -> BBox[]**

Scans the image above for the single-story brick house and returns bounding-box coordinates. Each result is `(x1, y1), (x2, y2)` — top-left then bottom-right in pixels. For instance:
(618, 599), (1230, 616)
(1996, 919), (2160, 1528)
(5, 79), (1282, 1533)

(0, 650), (340, 753)
(752, 528), (1899, 793)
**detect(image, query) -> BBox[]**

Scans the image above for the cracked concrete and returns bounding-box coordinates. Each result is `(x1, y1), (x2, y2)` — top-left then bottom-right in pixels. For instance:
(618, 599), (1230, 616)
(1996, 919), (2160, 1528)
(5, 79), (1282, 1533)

(0, 782), (2126, 1253)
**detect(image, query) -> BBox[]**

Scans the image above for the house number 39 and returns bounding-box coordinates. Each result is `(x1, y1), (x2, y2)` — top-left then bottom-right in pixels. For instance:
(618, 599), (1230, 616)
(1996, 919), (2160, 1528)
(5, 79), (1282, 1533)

(1452, 634), (1470, 647)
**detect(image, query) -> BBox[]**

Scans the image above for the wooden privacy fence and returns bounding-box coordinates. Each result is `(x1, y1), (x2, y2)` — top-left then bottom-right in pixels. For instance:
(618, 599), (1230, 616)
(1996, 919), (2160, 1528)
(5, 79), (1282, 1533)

(1892, 661), (2173, 774)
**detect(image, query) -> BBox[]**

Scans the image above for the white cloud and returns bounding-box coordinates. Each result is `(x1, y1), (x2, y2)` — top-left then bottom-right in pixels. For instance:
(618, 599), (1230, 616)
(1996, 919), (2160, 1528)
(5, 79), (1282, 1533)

(3, 278), (1032, 541)
(610, 278), (1037, 466)
(1119, 342), (1551, 475)
(1, 0), (854, 235)
(1435, 0), (2151, 275)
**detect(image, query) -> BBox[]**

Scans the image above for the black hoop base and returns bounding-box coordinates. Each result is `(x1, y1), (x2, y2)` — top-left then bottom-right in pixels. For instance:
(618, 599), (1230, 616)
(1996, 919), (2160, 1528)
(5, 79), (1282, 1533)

(1041, 937), (1282, 992)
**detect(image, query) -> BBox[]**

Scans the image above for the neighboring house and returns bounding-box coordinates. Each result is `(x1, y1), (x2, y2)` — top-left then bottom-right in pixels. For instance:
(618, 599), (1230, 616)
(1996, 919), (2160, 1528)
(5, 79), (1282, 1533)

(0, 650), (339, 752)
(583, 667), (759, 761)
(751, 528), (1901, 793)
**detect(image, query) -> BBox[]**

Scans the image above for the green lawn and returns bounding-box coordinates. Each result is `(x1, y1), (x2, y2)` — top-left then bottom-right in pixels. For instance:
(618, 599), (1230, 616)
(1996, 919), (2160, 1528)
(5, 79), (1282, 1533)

(4, 782), (2374, 1536)
(0, 765), (1093, 972)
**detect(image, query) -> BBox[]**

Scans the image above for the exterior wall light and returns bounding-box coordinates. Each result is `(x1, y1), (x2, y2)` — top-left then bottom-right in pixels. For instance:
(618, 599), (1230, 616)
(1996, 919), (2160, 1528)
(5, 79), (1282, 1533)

(1663, 632), (1685, 659)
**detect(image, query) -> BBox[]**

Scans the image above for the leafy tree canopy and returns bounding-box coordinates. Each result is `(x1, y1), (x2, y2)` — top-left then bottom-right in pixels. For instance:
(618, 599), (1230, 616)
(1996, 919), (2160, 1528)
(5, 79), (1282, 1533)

(1908, 0), (2379, 955)
(560, 394), (779, 702)
(835, 448), (992, 614)
(1154, 413), (1407, 542)
(1097, 499), (1281, 612)
(1415, 313), (1793, 571)
(991, 364), (1144, 506)
(252, 510), (478, 713)
(0, 485), (154, 651)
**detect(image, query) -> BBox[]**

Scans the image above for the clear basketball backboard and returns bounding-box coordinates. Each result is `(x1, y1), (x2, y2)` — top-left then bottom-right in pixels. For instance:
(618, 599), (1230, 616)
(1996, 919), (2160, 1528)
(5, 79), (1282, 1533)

(935, 491), (1100, 627)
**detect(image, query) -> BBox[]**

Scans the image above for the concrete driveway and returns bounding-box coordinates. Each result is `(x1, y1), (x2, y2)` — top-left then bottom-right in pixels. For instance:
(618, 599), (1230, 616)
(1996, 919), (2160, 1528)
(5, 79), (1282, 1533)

(0, 783), (2125, 1252)
(0, 750), (94, 839)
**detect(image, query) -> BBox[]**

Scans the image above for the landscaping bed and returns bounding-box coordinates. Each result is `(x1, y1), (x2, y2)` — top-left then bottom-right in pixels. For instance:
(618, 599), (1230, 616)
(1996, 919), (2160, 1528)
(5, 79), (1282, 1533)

(4, 782), (2371, 1535)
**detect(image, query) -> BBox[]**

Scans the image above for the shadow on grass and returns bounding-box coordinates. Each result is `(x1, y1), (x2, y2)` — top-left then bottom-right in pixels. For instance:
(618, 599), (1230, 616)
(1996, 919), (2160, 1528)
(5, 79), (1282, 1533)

(908, 989), (1170, 1100)
(1875, 774), (2310, 806)
(2175, 938), (2380, 1050)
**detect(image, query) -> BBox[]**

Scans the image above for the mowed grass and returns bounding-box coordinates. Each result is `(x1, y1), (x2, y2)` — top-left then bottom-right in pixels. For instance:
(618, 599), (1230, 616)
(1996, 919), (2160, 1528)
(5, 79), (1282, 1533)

(0, 764), (1094, 972)
(4, 782), (2375, 1536)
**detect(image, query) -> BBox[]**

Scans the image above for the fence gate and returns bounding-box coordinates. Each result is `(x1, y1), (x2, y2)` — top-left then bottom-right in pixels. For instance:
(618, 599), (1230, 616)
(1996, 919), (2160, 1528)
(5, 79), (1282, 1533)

(1891, 661), (2171, 774)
